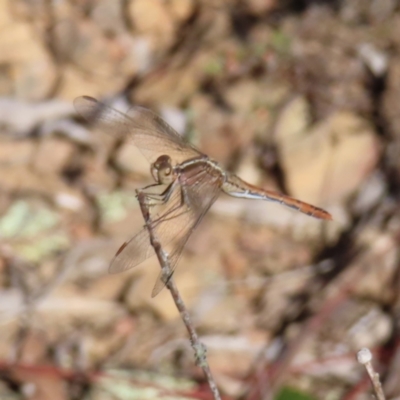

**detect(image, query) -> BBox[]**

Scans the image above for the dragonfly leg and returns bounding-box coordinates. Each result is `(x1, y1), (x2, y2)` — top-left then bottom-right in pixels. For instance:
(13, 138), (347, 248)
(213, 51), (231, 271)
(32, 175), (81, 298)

(151, 184), (188, 226)
(151, 192), (191, 294)
(136, 180), (178, 207)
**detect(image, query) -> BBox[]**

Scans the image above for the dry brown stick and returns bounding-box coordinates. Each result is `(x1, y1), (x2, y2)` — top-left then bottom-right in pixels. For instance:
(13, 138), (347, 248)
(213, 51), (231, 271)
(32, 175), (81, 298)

(136, 191), (221, 400)
(357, 348), (386, 400)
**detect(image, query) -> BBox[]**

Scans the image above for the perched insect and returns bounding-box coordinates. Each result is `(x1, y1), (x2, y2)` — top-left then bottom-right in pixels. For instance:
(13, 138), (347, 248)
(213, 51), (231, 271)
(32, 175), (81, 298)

(75, 96), (332, 296)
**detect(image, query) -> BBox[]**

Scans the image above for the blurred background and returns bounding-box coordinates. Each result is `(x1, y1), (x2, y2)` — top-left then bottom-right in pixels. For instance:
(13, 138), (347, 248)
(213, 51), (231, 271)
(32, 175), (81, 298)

(0, 0), (399, 399)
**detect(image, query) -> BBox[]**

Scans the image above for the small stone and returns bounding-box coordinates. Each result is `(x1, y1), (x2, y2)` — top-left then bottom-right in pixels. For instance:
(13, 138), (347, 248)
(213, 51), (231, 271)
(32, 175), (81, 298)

(358, 43), (388, 77)
(128, 0), (175, 50)
(169, 0), (195, 22)
(54, 192), (85, 211)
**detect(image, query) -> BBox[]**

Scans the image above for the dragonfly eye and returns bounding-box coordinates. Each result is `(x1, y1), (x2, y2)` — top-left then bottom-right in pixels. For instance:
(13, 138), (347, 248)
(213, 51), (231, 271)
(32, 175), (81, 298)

(155, 155), (172, 165)
(157, 165), (175, 184)
(151, 156), (174, 183)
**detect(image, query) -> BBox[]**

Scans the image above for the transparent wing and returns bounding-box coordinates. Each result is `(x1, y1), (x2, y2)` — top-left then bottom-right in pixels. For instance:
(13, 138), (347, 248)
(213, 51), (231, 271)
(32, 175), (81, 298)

(108, 186), (190, 274)
(151, 169), (222, 297)
(109, 227), (154, 273)
(74, 96), (202, 164)
(109, 167), (222, 297)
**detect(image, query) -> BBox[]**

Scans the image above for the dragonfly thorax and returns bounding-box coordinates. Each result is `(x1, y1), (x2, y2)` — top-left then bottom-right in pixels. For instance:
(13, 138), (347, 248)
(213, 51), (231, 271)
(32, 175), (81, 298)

(151, 154), (176, 184)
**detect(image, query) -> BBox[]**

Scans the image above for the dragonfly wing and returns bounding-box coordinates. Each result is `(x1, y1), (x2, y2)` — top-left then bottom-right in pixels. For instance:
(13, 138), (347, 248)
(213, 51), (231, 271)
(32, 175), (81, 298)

(109, 226), (153, 273)
(150, 167), (222, 297)
(74, 96), (202, 164)
(109, 189), (190, 273)
(109, 168), (220, 280)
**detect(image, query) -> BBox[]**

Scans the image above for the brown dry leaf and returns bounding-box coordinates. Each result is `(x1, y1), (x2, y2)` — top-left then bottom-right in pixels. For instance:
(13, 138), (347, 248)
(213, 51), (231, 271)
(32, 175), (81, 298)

(12, 367), (68, 400)
(32, 138), (75, 174)
(128, 0), (175, 50)
(0, 0), (57, 100)
(275, 97), (380, 207)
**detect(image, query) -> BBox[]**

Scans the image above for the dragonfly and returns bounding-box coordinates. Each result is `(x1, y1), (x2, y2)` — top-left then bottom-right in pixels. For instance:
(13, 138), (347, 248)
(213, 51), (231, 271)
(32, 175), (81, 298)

(74, 96), (332, 297)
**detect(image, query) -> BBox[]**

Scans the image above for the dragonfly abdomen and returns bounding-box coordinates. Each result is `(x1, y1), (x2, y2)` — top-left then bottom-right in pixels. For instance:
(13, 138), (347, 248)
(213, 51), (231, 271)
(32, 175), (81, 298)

(222, 174), (332, 220)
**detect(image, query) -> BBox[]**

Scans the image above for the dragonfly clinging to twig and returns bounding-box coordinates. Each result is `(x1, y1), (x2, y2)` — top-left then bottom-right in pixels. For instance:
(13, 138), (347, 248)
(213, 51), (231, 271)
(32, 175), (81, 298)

(74, 96), (332, 297)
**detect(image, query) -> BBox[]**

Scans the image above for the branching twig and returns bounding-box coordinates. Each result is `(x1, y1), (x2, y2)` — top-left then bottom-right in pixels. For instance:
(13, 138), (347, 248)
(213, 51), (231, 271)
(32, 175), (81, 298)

(357, 347), (386, 400)
(136, 191), (221, 400)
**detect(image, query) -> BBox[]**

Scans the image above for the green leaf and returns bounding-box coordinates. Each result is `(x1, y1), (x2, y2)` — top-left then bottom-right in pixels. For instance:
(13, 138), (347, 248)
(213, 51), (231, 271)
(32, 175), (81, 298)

(275, 386), (316, 400)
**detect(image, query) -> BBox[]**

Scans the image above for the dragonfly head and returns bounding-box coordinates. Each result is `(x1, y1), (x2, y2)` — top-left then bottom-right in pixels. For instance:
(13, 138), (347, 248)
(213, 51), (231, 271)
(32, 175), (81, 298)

(151, 155), (175, 184)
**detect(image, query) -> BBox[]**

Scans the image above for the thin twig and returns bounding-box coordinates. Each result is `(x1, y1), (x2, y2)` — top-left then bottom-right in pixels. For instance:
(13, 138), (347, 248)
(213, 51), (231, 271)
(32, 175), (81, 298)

(136, 191), (221, 400)
(357, 348), (386, 400)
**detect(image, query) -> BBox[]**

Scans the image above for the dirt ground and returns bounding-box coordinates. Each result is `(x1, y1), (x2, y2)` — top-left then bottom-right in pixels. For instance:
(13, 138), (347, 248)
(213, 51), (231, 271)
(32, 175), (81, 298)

(1, 0), (400, 399)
